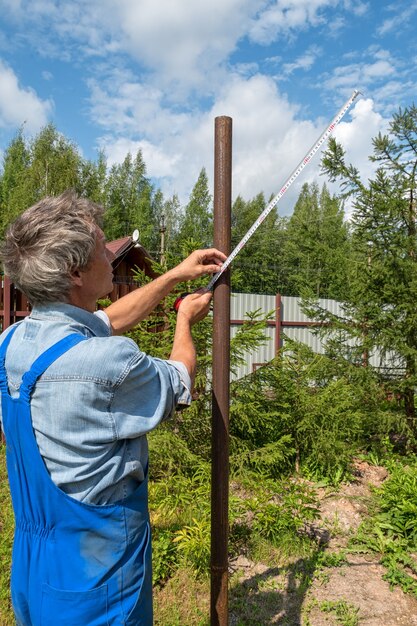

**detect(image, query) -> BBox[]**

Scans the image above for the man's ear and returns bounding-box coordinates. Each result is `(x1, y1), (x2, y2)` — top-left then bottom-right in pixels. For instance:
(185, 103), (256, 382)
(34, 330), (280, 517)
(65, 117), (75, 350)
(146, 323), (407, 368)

(70, 269), (84, 287)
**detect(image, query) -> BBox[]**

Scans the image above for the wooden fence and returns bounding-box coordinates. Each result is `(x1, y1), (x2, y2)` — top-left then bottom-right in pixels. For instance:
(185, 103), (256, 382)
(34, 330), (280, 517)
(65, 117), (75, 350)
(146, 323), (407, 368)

(0, 275), (140, 332)
(0, 276), (31, 331)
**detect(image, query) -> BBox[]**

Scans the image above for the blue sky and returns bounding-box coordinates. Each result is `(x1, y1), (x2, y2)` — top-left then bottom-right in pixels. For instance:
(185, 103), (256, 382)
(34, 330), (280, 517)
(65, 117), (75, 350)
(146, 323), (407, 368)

(0, 0), (416, 215)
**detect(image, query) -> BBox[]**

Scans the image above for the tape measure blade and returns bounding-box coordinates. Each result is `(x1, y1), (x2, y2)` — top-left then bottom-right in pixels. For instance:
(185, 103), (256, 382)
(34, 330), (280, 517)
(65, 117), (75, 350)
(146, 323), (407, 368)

(207, 89), (360, 289)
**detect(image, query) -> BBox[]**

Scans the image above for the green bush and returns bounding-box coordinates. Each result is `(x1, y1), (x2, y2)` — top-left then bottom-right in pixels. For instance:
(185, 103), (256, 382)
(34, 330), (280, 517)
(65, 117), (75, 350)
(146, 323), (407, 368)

(353, 457), (417, 596)
(231, 341), (377, 483)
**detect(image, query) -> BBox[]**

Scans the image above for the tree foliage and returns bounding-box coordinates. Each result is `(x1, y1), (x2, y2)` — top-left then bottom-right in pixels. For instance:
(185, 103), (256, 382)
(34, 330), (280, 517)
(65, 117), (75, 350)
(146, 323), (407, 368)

(2, 110), (417, 603)
(177, 168), (212, 248)
(231, 192), (286, 294)
(320, 104), (417, 440)
(282, 182), (351, 299)
(103, 150), (159, 250)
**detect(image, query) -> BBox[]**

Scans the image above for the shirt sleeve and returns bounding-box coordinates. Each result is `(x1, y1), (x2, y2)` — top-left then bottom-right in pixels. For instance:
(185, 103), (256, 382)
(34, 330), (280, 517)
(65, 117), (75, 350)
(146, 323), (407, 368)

(109, 338), (192, 440)
(94, 309), (112, 332)
(94, 312), (191, 400)
(166, 359), (192, 403)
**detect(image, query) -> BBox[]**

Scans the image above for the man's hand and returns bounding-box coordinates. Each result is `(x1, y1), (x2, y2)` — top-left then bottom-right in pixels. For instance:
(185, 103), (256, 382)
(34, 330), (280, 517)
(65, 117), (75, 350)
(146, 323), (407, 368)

(170, 290), (213, 384)
(168, 248), (226, 283)
(176, 290), (212, 325)
(105, 248), (225, 335)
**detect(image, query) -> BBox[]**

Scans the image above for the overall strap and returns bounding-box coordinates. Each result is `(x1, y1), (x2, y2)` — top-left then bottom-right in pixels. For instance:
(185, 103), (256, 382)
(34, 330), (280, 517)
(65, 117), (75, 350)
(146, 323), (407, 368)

(0, 325), (20, 393)
(20, 334), (87, 402)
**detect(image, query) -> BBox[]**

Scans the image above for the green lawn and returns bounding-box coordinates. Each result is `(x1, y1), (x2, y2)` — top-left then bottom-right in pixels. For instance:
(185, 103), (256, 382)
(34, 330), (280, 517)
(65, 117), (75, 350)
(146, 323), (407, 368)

(0, 443), (14, 625)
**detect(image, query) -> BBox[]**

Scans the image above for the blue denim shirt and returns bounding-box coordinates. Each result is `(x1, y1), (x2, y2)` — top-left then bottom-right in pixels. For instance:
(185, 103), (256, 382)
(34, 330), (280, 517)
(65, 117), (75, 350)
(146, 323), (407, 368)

(0, 303), (191, 505)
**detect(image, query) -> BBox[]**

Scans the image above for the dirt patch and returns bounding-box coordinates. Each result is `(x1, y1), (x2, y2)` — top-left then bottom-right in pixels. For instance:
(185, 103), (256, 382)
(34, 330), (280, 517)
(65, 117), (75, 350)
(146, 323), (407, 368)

(308, 553), (417, 626)
(315, 461), (388, 548)
(229, 460), (417, 625)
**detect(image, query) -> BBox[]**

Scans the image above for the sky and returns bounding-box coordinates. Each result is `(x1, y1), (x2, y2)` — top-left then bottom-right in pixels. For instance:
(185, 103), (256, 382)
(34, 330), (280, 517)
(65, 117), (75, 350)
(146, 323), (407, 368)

(0, 0), (416, 217)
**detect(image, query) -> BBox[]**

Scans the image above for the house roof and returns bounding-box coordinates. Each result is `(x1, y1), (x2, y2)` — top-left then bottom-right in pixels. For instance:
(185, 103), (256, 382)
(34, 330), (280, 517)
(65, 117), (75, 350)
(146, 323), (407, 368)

(106, 235), (157, 278)
(106, 236), (133, 258)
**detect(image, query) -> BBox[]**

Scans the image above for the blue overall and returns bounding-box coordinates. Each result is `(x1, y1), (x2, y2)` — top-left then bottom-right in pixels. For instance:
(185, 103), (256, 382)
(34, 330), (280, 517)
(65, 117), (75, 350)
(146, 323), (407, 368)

(0, 327), (153, 626)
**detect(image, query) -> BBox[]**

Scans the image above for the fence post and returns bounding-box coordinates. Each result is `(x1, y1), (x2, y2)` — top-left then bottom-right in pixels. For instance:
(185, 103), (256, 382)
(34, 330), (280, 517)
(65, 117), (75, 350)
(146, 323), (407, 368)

(3, 276), (11, 330)
(211, 116), (232, 626)
(275, 292), (282, 355)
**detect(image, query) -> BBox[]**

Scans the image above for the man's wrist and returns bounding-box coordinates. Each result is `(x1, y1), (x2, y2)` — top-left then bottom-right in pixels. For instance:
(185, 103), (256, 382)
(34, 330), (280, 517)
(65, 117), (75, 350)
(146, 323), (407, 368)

(176, 310), (194, 327)
(163, 265), (184, 285)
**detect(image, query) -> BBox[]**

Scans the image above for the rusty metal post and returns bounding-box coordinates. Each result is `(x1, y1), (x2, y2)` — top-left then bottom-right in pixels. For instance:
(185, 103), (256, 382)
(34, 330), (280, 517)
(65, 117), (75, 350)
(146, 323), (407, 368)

(211, 116), (232, 626)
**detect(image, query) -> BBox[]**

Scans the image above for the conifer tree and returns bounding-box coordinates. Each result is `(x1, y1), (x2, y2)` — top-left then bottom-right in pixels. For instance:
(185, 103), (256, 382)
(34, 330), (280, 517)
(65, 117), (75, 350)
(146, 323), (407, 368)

(0, 130), (31, 237)
(231, 193), (286, 294)
(104, 150), (157, 248)
(178, 168), (212, 248)
(282, 182), (351, 299)
(321, 105), (417, 438)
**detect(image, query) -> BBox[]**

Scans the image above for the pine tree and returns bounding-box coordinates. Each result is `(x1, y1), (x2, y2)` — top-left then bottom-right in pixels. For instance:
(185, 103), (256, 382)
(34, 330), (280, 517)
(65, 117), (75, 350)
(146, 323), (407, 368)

(231, 193), (286, 294)
(282, 182), (351, 299)
(178, 168), (212, 248)
(0, 130), (31, 237)
(321, 105), (417, 439)
(104, 150), (157, 248)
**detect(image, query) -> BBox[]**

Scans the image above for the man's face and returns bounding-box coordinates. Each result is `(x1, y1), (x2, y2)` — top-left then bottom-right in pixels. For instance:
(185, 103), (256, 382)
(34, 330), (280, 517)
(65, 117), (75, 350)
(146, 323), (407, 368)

(80, 228), (115, 302)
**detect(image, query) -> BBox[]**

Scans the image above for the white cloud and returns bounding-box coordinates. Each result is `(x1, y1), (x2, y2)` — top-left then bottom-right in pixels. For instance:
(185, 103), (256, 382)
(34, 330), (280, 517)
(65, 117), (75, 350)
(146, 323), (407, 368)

(92, 0), (262, 93)
(1, 0), (262, 93)
(334, 98), (386, 174)
(92, 71), (389, 222)
(282, 45), (321, 76)
(0, 0), (22, 14)
(88, 67), (190, 142)
(330, 97), (388, 216)
(327, 59), (395, 91)
(249, 0), (336, 45)
(342, 0), (369, 17)
(0, 0), (410, 225)
(94, 72), (332, 214)
(377, 1), (417, 36)
(321, 47), (399, 103)
(100, 136), (179, 178)
(320, 46), (414, 119)
(0, 59), (53, 132)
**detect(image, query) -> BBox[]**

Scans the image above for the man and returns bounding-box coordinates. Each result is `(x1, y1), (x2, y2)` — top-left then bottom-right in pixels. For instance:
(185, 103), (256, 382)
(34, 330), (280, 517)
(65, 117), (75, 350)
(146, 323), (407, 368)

(0, 190), (226, 626)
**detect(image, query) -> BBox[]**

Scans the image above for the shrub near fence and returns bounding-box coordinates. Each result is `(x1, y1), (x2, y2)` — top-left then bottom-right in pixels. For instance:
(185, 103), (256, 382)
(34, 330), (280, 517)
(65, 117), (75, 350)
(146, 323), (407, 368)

(1, 277), (401, 379)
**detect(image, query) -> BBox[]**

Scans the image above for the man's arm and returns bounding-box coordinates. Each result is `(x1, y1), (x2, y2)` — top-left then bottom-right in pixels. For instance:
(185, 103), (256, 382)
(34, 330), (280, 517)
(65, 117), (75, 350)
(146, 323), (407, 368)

(169, 290), (212, 388)
(104, 248), (225, 335)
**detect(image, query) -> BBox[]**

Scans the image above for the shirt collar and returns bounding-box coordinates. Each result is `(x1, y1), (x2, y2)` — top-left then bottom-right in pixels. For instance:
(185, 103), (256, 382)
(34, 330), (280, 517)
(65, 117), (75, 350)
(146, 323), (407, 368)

(30, 302), (111, 337)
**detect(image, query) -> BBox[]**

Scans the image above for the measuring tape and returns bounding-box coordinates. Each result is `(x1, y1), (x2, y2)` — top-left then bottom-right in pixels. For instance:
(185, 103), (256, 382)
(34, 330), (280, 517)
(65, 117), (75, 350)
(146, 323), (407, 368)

(206, 89), (361, 291)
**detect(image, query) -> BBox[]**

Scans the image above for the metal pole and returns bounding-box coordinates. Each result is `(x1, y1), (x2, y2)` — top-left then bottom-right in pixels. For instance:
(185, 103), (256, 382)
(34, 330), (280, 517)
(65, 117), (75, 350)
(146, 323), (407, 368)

(159, 214), (166, 266)
(211, 116), (232, 626)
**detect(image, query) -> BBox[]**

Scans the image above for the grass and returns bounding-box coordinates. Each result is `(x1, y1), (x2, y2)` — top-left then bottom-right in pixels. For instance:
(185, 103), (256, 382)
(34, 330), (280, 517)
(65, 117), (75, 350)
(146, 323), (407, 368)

(304, 598), (360, 626)
(3, 443), (416, 625)
(0, 443), (14, 626)
(154, 568), (210, 626)
(0, 446), (354, 626)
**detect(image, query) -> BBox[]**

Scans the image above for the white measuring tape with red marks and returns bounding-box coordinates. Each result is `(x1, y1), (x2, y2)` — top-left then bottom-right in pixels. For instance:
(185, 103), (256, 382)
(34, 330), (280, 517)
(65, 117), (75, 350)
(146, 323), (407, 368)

(206, 89), (361, 290)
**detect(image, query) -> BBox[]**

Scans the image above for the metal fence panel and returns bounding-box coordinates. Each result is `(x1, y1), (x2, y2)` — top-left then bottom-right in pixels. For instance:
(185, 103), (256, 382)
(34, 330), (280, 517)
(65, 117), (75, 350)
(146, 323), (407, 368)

(230, 292), (404, 380)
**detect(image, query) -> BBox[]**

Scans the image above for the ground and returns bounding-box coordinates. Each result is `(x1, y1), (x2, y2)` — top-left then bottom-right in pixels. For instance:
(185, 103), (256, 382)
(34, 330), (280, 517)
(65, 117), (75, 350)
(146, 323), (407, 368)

(229, 461), (417, 625)
(3, 458), (417, 625)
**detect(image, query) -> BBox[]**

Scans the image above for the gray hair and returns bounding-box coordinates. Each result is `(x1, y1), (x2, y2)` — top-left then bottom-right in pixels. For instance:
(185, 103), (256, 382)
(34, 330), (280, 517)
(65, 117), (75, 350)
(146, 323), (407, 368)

(1, 190), (105, 305)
